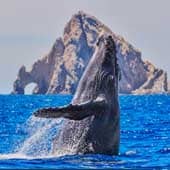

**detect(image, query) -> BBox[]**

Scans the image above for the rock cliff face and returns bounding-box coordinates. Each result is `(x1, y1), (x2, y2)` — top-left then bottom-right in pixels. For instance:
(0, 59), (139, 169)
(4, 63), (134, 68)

(12, 11), (168, 94)
(132, 61), (168, 94)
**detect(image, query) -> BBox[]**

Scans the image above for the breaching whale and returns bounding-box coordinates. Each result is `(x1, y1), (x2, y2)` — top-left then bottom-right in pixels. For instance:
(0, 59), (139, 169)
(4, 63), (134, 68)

(34, 34), (121, 156)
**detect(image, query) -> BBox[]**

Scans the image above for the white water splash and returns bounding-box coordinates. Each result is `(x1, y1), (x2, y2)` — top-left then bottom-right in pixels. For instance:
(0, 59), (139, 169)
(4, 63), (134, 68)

(0, 153), (57, 160)
(0, 153), (34, 160)
(16, 115), (63, 157)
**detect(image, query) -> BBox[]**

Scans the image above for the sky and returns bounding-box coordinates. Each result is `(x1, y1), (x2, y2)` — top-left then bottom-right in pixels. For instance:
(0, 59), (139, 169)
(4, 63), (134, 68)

(0, 0), (170, 94)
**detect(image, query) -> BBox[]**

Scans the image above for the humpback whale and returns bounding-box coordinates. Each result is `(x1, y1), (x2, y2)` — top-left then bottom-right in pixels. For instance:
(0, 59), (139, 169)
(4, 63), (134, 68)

(34, 34), (121, 156)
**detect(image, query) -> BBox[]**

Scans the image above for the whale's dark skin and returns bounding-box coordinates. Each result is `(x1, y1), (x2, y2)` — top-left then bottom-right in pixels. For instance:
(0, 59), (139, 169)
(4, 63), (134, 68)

(34, 34), (121, 156)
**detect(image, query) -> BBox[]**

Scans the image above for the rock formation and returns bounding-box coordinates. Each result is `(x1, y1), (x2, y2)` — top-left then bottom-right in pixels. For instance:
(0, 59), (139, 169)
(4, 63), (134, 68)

(12, 38), (64, 94)
(132, 61), (168, 94)
(12, 11), (168, 94)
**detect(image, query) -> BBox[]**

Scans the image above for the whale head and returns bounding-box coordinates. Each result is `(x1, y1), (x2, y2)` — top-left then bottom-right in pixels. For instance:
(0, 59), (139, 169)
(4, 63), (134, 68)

(72, 33), (120, 104)
(96, 34), (119, 98)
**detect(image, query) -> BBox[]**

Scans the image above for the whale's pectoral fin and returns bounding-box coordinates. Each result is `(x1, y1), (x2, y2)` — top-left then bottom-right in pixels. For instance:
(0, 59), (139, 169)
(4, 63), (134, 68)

(33, 107), (66, 118)
(33, 99), (107, 120)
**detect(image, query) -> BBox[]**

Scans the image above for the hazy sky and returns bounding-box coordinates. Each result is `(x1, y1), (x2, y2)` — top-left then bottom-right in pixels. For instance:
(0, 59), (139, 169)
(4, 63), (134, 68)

(0, 0), (170, 94)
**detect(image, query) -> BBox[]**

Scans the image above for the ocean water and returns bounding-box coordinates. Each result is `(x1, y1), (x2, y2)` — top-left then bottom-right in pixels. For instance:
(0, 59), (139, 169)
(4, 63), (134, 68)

(0, 94), (169, 169)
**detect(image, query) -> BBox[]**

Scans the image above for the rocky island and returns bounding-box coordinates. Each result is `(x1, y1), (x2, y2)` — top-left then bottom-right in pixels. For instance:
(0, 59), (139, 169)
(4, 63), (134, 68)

(12, 11), (168, 94)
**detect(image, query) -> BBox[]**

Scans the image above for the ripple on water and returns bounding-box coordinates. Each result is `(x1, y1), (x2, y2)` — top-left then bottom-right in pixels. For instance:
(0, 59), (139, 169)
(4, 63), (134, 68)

(0, 95), (169, 169)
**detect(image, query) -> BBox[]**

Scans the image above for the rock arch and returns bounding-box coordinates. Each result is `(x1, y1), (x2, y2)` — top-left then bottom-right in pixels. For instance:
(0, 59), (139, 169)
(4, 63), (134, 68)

(24, 82), (38, 94)
(12, 65), (48, 94)
(12, 38), (65, 94)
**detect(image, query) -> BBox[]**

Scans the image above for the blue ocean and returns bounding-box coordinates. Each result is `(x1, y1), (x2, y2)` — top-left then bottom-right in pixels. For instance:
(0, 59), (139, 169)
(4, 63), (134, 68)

(0, 94), (169, 169)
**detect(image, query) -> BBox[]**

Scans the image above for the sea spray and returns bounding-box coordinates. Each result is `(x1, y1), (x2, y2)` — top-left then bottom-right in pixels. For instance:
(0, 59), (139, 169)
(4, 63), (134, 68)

(16, 115), (63, 157)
